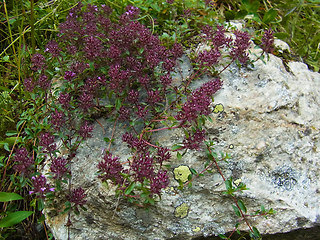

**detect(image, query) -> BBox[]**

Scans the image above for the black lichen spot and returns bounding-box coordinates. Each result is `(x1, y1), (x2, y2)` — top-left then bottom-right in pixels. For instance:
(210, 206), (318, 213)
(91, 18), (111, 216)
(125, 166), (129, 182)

(85, 215), (95, 225)
(271, 167), (298, 191)
(255, 153), (264, 162)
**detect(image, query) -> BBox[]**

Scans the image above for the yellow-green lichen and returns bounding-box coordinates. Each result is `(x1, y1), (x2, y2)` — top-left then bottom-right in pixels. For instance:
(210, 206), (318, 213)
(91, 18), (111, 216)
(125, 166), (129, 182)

(175, 203), (189, 218)
(213, 103), (224, 113)
(192, 226), (201, 232)
(174, 165), (191, 183)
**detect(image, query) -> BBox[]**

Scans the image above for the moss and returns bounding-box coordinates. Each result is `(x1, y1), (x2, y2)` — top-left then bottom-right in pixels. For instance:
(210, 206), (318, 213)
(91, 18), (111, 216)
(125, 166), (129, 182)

(175, 203), (189, 218)
(174, 165), (191, 183)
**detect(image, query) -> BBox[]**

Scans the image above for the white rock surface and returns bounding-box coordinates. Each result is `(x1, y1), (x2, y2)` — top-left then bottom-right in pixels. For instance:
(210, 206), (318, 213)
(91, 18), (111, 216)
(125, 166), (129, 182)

(45, 52), (320, 239)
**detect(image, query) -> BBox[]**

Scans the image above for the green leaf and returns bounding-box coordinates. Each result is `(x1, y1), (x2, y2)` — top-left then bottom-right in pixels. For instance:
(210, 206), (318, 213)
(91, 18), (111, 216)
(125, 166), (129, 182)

(0, 192), (23, 202)
(115, 98), (121, 111)
(125, 182), (136, 195)
(171, 144), (182, 151)
(177, 152), (182, 160)
(237, 199), (247, 213)
(224, 179), (233, 191)
(218, 234), (228, 239)
(190, 168), (197, 175)
(232, 205), (241, 217)
(0, 211), (33, 227)
(263, 9), (277, 24)
(252, 226), (261, 238)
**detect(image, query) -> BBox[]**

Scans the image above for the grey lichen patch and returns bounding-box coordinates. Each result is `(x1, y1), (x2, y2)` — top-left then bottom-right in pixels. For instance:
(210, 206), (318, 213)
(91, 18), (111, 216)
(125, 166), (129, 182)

(174, 165), (191, 183)
(175, 203), (189, 218)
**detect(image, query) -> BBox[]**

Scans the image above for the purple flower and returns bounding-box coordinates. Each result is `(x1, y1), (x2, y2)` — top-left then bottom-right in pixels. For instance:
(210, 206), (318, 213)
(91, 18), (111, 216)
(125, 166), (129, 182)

(84, 36), (103, 60)
(13, 147), (34, 176)
(68, 187), (86, 206)
(261, 29), (274, 53)
(127, 90), (139, 104)
(162, 58), (176, 72)
(196, 48), (221, 67)
(157, 147), (171, 166)
(78, 91), (94, 111)
(50, 157), (69, 179)
(138, 75), (150, 86)
(31, 53), (46, 71)
(151, 170), (169, 195)
(132, 152), (154, 182)
(230, 30), (251, 64)
(37, 74), (50, 90)
(64, 71), (76, 81)
(176, 79), (222, 123)
(147, 90), (162, 105)
(58, 92), (71, 109)
(39, 132), (56, 153)
(118, 106), (130, 121)
(212, 25), (232, 49)
(45, 40), (61, 57)
(24, 77), (35, 92)
(166, 0), (174, 4)
(160, 74), (172, 88)
(97, 152), (124, 185)
(183, 129), (206, 150)
(29, 175), (54, 198)
(78, 121), (93, 139)
(170, 43), (184, 59)
(135, 105), (148, 119)
(50, 110), (65, 130)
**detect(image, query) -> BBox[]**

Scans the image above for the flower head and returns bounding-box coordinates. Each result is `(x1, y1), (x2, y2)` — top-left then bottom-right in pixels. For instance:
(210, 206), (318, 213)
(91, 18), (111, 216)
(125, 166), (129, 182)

(29, 175), (54, 198)
(78, 121), (93, 139)
(39, 132), (56, 153)
(97, 153), (124, 185)
(68, 187), (86, 206)
(151, 170), (169, 195)
(261, 29), (274, 53)
(13, 147), (34, 176)
(50, 157), (69, 179)
(31, 53), (46, 71)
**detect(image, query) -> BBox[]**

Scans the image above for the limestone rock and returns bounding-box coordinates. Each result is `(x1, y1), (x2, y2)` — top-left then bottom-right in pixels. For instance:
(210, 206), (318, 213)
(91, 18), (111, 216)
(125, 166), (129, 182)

(45, 52), (320, 239)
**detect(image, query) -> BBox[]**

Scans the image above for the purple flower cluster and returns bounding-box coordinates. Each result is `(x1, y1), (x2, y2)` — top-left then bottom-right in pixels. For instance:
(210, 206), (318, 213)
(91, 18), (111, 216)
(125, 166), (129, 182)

(176, 78), (222, 122)
(54, 3), (184, 121)
(45, 40), (61, 57)
(97, 153), (124, 185)
(196, 48), (221, 67)
(231, 30), (251, 64)
(58, 92), (71, 109)
(183, 129), (206, 150)
(29, 175), (54, 198)
(78, 121), (94, 139)
(261, 29), (274, 53)
(31, 53), (46, 71)
(151, 170), (169, 195)
(39, 132), (56, 153)
(157, 147), (171, 166)
(132, 152), (154, 182)
(23, 77), (35, 92)
(13, 147), (34, 176)
(50, 157), (69, 179)
(50, 110), (65, 130)
(122, 132), (148, 152)
(68, 187), (87, 206)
